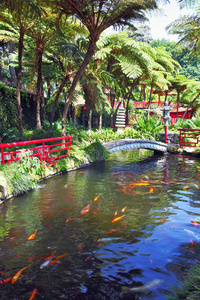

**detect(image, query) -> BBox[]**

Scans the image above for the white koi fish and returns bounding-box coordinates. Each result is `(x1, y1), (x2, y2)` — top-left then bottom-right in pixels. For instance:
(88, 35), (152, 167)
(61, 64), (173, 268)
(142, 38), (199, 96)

(121, 279), (164, 295)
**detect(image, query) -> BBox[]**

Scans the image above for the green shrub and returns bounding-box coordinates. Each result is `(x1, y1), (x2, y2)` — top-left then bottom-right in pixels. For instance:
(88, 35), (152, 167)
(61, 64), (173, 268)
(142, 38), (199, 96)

(84, 141), (110, 161)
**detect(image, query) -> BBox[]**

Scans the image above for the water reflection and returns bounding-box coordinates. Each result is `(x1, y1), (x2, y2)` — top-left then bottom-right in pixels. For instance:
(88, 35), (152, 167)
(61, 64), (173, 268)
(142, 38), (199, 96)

(0, 149), (200, 299)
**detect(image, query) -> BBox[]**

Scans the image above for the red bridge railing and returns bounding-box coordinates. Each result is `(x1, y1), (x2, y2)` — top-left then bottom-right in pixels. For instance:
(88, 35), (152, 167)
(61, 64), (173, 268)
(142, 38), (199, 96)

(178, 129), (200, 147)
(0, 136), (73, 166)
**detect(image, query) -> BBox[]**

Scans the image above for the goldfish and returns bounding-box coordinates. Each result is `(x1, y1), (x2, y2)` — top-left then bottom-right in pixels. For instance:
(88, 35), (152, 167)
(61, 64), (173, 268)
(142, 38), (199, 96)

(28, 229), (37, 240)
(93, 196), (99, 201)
(121, 279), (164, 295)
(112, 215), (125, 223)
(149, 187), (155, 193)
(40, 256), (55, 269)
(80, 203), (90, 215)
(29, 288), (37, 300)
(12, 265), (29, 284)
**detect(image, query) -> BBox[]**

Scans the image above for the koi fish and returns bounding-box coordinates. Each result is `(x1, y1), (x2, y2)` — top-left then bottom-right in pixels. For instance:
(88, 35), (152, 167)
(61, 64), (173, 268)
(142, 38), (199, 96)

(184, 229), (200, 241)
(85, 252), (94, 261)
(112, 215), (125, 223)
(28, 229), (37, 240)
(81, 203), (90, 215)
(106, 224), (126, 235)
(0, 278), (11, 284)
(183, 186), (189, 190)
(56, 253), (69, 260)
(12, 265), (29, 284)
(66, 218), (74, 224)
(106, 229), (121, 235)
(121, 279), (164, 295)
(93, 196), (99, 201)
(48, 260), (60, 265)
(149, 187), (155, 193)
(121, 207), (127, 212)
(44, 250), (56, 261)
(29, 288), (37, 300)
(40, 256), (55, 269)
(191, 219), (198, 227)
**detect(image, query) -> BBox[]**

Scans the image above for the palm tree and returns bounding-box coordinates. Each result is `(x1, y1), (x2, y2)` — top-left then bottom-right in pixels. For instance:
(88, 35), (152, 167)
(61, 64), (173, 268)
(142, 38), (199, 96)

(54, 0), (158, 136)
(0, 0), (41, 139)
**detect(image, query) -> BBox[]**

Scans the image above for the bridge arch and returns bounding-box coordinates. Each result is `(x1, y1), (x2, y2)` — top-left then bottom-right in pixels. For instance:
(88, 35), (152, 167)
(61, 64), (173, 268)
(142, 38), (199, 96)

(104, 139), (167, 154)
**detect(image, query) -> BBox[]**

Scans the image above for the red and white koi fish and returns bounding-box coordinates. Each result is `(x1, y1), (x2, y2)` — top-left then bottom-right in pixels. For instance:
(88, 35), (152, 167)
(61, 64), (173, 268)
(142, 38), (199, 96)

(80, 203), (90, 215)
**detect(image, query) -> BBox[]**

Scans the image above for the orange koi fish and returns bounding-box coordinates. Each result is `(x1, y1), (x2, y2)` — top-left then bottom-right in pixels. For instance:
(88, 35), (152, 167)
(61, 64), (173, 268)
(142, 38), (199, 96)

(28, 229), (37, 240)
(149, 187), (155, 193)
(93, 196), (99, 201)
(66, 218), (74, 224)
(81, 203), (90, 215)
(29, 288), (37, 300)
(45, 251), (56, 261)
(112, 215), (125, 223)
(85, 252), (93, 261)
(191, 219), (198, 227)
(106, 229), (121, 235)
(183, 186), (189, 190)
(0, 278), (11, 284)
(56, 253), (69, 260)
(12, 265), (29, 284)
(106, 224), (127, 235)
(48, 260), (60, 265)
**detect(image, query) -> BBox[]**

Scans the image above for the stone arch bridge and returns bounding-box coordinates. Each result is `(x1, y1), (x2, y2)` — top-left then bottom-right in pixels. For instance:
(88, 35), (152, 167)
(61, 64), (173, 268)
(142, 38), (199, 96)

(104, 139), (168, 154)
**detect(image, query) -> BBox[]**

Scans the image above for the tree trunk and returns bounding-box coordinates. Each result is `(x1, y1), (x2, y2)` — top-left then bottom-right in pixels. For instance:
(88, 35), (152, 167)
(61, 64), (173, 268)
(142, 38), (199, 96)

(182, 92), (200, 119)
(36, 45), (43, 130)
(9, 42), (17, 87)
(125, 79), (139, 125)
(61, 38), (98, 136)
(99, 113), (102, 130)
(47, 79), (51, 99)
(16, 27), (25, 140)
(48, 70), (70, 137)
(41, 80), (46, 122)
(175, 91), (180, 123)
(148, 85), (153, 109)
(82, 106), (85, 127)
(88, 109), (92, 133)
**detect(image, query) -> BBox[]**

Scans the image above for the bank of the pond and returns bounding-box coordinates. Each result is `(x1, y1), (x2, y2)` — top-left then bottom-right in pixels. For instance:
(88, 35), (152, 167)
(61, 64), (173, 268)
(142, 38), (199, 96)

(0, 142), (199, 203)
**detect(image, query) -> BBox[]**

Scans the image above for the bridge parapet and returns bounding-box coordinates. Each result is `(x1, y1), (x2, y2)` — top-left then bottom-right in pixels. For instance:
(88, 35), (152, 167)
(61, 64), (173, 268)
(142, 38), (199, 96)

(104, 139), (167, 153)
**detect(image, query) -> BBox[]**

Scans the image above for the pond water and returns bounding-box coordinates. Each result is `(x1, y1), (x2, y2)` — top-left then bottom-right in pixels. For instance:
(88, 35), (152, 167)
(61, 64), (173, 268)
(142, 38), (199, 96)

(1, 150), (200, 300)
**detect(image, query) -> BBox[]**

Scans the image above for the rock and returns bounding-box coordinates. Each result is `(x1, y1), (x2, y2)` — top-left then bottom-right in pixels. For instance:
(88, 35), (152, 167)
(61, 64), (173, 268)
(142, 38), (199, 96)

(158, 131), (179, 144)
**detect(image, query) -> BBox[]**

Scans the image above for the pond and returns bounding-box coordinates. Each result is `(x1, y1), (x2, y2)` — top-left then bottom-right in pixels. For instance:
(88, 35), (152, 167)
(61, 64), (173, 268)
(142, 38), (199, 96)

(1, 149), (200, 300)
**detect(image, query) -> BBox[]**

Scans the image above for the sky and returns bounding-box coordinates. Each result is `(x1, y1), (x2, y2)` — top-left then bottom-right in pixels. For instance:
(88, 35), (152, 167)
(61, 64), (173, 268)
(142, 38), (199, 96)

(147, 0), (193, 41)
